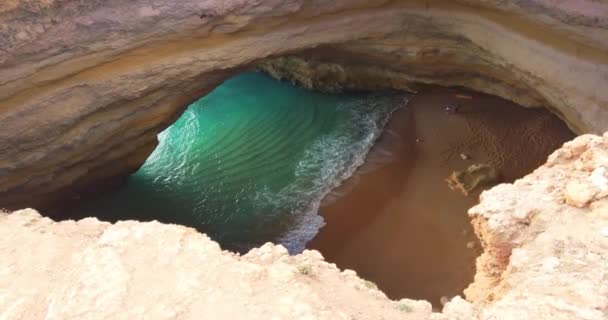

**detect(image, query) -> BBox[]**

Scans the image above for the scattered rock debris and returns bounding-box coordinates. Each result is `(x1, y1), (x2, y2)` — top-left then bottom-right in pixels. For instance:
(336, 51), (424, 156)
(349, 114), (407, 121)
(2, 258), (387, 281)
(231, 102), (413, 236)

(446, 163), (499, 196)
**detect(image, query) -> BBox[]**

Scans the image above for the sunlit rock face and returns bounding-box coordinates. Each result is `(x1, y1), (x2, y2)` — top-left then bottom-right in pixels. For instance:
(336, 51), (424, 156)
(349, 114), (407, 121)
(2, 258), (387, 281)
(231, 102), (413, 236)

(0, 0), (607, 209)
(2, 132), (608, 319)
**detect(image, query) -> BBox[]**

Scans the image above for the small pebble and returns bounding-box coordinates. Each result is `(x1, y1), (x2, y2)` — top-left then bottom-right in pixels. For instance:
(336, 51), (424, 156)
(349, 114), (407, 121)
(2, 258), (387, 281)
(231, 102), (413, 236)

(466, 241), (475, 249)
(460, 153), (469, 160)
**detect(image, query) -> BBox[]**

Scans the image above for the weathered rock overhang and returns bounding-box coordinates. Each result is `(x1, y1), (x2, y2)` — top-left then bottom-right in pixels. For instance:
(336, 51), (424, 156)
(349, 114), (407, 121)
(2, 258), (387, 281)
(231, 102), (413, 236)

(0, 0), (607, 210)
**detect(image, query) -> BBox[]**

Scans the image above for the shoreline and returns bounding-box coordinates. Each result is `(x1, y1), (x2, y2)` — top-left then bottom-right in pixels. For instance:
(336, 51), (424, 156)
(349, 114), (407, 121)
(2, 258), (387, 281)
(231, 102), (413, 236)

(307, 87), (575, 306)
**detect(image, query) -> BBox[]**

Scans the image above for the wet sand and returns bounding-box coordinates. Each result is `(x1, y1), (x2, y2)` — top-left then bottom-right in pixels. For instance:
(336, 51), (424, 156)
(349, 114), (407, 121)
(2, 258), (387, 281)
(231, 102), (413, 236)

(307, 87), (575, 307)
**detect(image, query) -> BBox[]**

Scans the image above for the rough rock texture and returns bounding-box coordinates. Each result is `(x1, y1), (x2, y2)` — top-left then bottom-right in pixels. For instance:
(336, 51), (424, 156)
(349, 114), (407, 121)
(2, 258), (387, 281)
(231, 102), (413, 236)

(0, 0), (607, 210)
(2, 133), (608, 319)
(464, 132), (608, 319)
(0, 208), (436, 320)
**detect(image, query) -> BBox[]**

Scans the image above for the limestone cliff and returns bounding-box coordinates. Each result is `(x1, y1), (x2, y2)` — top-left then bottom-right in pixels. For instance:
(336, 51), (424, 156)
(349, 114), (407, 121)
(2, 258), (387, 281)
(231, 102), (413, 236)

(2, 132), (608, 319)
(464, 133), (608, 319)
(0, 0), (607, 212)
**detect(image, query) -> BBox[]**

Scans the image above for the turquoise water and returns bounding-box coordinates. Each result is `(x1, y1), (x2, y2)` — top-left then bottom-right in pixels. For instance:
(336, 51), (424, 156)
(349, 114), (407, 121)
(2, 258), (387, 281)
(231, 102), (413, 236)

(69, 72), (404, 253)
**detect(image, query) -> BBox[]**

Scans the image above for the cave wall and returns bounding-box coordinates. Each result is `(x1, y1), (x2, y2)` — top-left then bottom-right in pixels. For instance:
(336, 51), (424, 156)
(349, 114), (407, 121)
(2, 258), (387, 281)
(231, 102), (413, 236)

(0, 0), (607, 210)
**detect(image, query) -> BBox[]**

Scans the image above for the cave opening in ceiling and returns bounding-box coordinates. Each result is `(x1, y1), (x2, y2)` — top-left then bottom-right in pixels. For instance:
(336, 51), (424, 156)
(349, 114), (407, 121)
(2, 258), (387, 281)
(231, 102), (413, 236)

(2, 0), (608, 317)
(62, 71), (407, 253)
(57, 67), (574, 308)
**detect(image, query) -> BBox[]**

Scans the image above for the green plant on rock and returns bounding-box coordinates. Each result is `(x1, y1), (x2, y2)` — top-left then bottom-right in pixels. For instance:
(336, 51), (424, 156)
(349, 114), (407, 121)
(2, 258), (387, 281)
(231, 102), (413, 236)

(363, 280), (377, 289)
(395, 303), (412, 313)
(297, 264), (313, 276)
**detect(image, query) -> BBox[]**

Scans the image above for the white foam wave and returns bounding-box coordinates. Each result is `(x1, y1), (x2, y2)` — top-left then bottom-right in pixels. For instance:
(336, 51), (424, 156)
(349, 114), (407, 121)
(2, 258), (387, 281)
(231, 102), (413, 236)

(263, 94), (409, 254)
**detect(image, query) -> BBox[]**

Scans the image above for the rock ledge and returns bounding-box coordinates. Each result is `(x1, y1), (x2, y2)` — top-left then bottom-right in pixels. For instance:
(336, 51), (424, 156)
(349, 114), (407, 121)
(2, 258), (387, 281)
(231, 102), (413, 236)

(2, 133), (608, 319)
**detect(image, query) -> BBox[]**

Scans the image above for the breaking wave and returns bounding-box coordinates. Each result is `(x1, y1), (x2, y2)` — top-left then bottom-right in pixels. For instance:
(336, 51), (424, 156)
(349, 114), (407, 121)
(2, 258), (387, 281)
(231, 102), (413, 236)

(68, 72), (407, 254)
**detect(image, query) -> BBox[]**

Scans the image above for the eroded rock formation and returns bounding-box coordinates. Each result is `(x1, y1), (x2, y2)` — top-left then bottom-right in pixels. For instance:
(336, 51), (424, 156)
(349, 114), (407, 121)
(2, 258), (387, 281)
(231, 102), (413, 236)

(0, 208), (436, 320)
(2, 133), (608, 319)
(0, 0), (607, 210)
(465, 133), (608, 319)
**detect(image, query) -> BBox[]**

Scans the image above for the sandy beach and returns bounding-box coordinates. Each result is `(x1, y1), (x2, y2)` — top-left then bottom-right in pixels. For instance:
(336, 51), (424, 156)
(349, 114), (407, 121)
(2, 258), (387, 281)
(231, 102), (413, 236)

(308, 87), (575, 307)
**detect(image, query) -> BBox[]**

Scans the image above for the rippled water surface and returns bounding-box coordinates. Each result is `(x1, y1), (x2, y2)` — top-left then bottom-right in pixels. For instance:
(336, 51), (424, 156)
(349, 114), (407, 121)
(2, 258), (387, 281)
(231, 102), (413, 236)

(70, 72), (403, 253)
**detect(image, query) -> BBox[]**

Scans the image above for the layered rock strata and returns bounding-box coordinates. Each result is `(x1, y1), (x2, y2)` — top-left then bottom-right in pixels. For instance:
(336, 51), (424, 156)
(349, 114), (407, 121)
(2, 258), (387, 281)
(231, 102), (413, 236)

(0, 0), (607, 210)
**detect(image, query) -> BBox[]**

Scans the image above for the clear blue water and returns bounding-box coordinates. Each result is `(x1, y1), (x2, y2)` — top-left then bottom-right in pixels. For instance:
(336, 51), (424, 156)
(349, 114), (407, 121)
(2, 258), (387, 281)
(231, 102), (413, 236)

(69, 72), (404, 253)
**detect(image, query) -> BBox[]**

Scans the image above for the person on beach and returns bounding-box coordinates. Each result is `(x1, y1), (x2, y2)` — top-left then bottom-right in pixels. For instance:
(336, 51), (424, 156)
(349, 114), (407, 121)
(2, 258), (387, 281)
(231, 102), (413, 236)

(444, 103), (461, 114)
